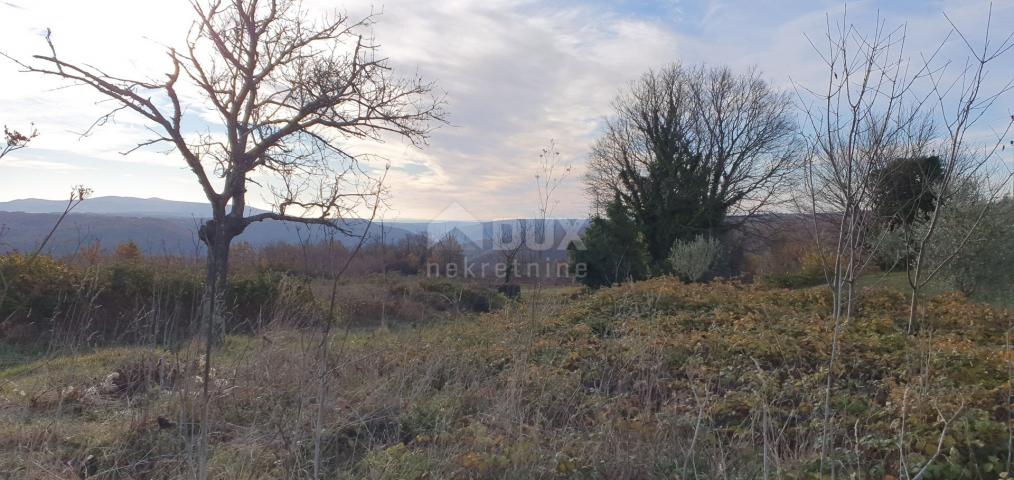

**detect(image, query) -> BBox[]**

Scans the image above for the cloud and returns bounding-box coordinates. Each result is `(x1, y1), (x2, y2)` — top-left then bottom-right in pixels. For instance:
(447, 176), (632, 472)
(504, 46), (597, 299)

(4, 157), (86, 172)
(328, 0), (683, 220)
(2, 0), (1012, 220)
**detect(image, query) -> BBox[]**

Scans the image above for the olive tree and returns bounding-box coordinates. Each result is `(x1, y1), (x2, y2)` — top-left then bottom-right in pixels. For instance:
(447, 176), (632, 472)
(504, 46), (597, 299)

(668, 235), (720, 282)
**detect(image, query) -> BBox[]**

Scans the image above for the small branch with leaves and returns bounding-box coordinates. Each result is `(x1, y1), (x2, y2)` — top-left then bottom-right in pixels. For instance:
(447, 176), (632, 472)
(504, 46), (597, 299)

(1, 124), (38, 160)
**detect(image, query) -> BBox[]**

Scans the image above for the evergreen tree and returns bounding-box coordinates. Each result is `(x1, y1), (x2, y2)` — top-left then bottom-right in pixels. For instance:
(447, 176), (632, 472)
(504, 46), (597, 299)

(570, 200), (650, 288)
(871, 155), (943, 228)
(586, 64), (796, 269)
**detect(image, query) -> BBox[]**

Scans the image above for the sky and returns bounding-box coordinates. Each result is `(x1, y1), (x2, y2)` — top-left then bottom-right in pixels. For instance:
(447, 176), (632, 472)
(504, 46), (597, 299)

(1, 0), (1012, 221)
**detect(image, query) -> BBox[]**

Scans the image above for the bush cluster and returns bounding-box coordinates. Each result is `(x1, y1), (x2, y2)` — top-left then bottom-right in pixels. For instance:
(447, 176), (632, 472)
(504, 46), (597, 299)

(330, 276), (507, 327)
(760, 249), (826, 288)
(0, 254), (317, 344)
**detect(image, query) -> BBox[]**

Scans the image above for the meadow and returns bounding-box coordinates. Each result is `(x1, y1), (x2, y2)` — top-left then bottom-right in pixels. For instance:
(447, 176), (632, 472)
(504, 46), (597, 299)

(1, 266), (1010, 479)
(3, 0), (1013, 478)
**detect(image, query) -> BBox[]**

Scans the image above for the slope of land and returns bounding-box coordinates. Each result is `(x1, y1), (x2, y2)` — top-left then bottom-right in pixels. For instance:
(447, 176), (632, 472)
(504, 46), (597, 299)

(1, 278), (1009, 478)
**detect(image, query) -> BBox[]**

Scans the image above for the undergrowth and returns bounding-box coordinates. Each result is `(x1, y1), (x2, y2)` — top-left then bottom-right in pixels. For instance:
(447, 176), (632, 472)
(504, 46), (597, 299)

(1, 278), (1011, 479)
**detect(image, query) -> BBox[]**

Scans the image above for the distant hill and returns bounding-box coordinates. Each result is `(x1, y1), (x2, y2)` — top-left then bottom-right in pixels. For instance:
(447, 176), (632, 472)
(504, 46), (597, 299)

(0, 196), (268, 218)
(0, 197), (588, 257)
(0, 212), (421, 256)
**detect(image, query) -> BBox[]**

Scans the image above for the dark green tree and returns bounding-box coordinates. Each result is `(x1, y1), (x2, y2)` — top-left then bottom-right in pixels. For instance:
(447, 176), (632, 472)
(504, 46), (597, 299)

(871, 156), (944, 228)
(631, 146), (725, 264)
(586, 64), (796, 268)
(570, 200), (650, 288)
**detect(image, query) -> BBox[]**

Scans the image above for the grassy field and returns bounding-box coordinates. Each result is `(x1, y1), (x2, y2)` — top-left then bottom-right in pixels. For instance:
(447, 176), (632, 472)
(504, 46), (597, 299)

(855, 271), (951, 298)
(1, 278), (1011, 478)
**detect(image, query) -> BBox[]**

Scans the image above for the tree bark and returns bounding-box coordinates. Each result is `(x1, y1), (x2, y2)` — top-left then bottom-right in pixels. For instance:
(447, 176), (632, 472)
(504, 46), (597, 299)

(198, 214), (245, 343)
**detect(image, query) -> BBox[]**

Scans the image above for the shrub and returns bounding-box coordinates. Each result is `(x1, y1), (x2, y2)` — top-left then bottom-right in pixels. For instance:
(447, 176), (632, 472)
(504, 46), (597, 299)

(762, 272), (824, 289)
(113, 240), (142, 261)
(228, 271), (317, 328)
(320, 276), (508, 329)
(0, 254), (75, 322)
(946, 200), (1014, 304)
(418, 280), (506, 313)
(0, 255), (315, 343)
(667, 235), (720, 282)
(761, 249), (826, 289)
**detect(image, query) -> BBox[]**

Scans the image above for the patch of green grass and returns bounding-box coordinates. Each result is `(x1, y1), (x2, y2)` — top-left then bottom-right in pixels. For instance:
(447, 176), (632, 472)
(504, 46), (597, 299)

(0, 346), (160, 386)
(855, 271), (949, 296)
(851, 270), (1014, 309)
(0, 340), (49, 372)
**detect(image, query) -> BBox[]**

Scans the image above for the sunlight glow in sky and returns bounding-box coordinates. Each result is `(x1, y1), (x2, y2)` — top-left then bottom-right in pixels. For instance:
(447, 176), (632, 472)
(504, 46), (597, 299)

(1, 0), (1012, 220)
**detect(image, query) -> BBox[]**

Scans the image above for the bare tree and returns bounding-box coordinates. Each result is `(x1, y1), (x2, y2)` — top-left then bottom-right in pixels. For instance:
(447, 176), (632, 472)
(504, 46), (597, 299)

(586, 63), (798, 264)
(899, 8), (1014, 332)
(7, 0), (444, 318)
(312, 168), (385, 480)
(796, 14), (936, 474)
(9, 9), (442, 473)
(796, 6), (1014, 473)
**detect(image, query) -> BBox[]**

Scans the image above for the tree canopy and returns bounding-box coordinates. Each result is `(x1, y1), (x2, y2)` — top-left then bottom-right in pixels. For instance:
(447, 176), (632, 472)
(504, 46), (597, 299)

(870, 155), (944, 229)
(585, 64), (796, 266)
(570, 199), (650, 288)
(12, 0), (445, 293)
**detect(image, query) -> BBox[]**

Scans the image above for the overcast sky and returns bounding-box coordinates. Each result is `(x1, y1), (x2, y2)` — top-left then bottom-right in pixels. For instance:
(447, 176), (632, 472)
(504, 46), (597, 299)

(1, 0), (1012, 221)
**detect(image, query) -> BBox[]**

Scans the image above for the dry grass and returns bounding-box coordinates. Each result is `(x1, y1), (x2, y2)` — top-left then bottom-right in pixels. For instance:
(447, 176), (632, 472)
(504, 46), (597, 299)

(1, 278), (1011, 478)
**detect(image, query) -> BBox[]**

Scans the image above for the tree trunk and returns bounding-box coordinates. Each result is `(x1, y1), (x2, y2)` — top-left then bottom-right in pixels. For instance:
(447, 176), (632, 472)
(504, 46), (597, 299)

(198, 215), (243, 344)
(194, 213), (244, 479)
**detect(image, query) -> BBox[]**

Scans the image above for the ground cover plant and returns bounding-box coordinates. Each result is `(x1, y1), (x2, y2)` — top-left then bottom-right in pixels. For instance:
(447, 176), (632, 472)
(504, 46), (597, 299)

(2, 276), (1010, 478)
